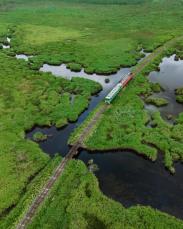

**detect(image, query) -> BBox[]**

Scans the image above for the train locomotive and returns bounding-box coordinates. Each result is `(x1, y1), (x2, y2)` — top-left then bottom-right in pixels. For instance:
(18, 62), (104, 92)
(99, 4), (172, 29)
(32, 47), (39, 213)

(105, 72), (134, 104)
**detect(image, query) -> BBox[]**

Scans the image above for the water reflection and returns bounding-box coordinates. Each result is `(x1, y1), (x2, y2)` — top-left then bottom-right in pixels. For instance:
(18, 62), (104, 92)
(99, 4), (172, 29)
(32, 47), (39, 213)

(40, 63), (130, 89)
(16, 54), (33, 61)
(78, 150), (183, 219)
(2, 45), (10, 49)
(148, 54), (183, 118)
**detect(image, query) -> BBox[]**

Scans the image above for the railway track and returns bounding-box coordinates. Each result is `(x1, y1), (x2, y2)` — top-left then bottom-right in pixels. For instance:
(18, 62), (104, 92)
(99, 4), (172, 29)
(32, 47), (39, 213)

(133, 35), (183, 75)
(16, 104), (107, 229)
(17, 35), (183, 229)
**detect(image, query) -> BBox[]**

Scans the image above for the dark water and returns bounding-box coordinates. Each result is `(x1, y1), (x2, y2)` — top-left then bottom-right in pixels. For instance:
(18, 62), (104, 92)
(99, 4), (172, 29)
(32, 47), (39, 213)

(27, 54), (183, 219)
(78, 150), (183, 219)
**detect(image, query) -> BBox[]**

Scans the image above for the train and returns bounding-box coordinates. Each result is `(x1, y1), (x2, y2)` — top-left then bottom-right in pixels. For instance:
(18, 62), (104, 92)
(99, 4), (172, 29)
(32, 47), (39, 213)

(105, 72), (134, 104)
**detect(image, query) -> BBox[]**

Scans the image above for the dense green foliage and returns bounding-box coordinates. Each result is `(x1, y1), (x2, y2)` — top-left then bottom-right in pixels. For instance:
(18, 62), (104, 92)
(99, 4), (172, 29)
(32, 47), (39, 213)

(0, 0), (183, 74)
(0, 50), (101, 216)
(150, 82), (163, 93)
(0, 156), (61, 229)
(29, 159), (183, 228)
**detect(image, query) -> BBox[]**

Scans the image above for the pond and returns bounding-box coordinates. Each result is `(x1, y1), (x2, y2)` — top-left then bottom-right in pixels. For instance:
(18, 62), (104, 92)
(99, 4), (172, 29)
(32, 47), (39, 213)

(16, 54), (33, 61)
(78, 150), (183, 219)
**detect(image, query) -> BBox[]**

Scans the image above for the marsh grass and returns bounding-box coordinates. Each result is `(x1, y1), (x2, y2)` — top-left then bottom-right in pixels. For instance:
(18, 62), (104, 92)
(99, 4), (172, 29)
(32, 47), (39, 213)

(1, 1), (183, 73)
(0, 51), (101, 216)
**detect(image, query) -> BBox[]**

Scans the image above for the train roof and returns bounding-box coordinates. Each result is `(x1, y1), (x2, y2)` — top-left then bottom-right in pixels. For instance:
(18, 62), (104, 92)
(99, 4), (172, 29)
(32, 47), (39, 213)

(105, 83), (121, 99)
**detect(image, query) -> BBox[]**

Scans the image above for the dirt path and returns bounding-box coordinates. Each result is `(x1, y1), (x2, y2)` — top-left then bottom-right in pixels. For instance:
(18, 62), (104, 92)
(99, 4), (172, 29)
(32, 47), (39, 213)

(16, 36), (183, 229)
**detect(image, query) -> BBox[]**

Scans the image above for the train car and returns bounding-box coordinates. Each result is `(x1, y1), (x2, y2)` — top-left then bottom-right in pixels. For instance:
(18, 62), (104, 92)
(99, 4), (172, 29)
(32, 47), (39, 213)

(105, 72), (134, 104)
(105, 83), (122, 104)
(121, 72), (134, 88)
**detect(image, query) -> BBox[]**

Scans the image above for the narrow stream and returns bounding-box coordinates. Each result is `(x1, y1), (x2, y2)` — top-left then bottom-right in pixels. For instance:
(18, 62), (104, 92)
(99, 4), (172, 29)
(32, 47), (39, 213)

(40, 63), (130, 89)
(3, 39), (183, 219)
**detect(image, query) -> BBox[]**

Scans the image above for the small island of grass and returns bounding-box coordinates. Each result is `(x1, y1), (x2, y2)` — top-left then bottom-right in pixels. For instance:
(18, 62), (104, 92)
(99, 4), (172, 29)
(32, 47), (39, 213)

(175, 87), (183, 103)
(145, 96), (169, 107)
(150, 82), (164, 93)
(33, 132), (48, 142)
(67, 63), (82, 72)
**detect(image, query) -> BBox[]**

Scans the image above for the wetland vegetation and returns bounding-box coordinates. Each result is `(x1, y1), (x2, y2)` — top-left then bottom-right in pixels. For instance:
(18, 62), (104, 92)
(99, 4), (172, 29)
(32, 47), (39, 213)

(175, 87), (183, 104)
(33, 132), (48, 142)
(1, 0), (183, 228)
(145, 96), (169, 107)
(0, 45), (101, 221)
(70, 44), (183, 174)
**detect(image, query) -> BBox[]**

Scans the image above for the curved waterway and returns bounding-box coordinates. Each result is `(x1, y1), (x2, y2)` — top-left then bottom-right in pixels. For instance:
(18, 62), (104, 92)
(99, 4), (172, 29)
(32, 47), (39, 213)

(39, 49), (149, 88)
(40, 63), (129, 89)
(26, 53), (183, 220)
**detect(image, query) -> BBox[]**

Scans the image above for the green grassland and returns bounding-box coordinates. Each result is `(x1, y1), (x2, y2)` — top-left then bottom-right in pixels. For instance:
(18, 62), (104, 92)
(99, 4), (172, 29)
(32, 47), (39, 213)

(70, 41), (183, 174)
(28, 159), (183, 229)
(0, 1), (183, 74)
(0, 49), (101, 217)
(0, 156), (61, 229)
